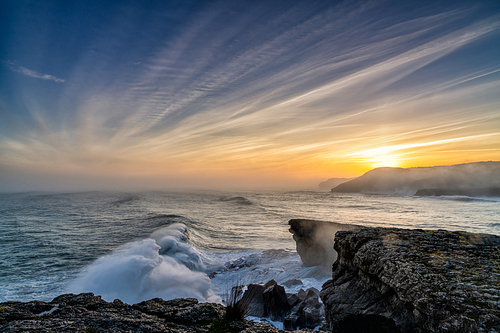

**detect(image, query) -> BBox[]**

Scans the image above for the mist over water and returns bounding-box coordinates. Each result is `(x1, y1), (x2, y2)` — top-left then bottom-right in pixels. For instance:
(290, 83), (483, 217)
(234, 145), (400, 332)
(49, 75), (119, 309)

(0, 190), (499, 304)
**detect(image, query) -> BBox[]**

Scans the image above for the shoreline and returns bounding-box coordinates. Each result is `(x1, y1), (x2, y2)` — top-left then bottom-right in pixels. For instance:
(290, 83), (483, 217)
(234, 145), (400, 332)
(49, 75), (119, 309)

(3, 222), (500, 332)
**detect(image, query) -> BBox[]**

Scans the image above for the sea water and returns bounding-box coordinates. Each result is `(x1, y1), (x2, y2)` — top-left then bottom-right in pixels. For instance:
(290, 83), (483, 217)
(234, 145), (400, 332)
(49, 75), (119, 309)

(1, 190), (499, 304)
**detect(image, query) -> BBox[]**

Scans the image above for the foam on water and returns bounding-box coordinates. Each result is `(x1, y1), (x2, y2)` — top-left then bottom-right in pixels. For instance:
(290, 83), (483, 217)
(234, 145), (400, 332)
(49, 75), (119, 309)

(69, 223), (220, 304)
(1, 190), (499, 304)
(68, 222), (328, 306)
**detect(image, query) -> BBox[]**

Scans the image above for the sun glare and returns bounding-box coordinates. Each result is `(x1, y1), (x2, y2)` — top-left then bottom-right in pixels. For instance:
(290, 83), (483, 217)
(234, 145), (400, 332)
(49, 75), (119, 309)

(349, 146), (402, 168)
(369, 154), (401, 168)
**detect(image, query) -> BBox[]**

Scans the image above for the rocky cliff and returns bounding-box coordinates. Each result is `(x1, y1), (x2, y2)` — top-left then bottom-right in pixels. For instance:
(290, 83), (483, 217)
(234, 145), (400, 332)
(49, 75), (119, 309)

(320, 227), (500, 332)
(288, 219), (357, 268)
(330, 161), (500, 196)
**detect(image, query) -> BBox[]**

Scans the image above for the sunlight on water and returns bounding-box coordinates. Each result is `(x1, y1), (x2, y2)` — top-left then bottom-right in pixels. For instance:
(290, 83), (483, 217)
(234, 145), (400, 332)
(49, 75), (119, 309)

(0, 190), (498, 303)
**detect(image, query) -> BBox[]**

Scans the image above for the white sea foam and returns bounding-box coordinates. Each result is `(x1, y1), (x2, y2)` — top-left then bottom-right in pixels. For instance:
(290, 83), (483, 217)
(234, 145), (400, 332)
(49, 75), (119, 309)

(69, 223), (221, 304)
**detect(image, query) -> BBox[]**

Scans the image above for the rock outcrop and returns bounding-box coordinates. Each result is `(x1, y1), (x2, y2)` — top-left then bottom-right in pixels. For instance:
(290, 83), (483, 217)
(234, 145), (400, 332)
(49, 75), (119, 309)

(289, 219), (357, 268)
(320, 227), (500, 332)
(0, 293), (297, 332)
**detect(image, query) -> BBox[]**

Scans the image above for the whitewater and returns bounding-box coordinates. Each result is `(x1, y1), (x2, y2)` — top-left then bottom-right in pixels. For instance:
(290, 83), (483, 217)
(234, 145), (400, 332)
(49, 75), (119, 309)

(1, 190), (499, 306)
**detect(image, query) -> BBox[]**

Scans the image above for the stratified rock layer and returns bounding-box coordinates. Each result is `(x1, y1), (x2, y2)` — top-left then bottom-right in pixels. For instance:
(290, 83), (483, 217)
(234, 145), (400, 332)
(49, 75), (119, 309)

(320, 227), (500, 333)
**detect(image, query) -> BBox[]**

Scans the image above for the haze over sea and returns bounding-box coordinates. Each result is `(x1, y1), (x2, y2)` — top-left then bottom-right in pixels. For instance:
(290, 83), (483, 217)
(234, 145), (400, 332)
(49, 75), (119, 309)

(1, 190), (499, 305)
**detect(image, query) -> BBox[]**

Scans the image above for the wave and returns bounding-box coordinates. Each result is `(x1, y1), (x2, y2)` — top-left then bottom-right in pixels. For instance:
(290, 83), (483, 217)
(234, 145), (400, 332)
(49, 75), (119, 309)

(68, 222), (329, 306)
(219, 196), (253, 205)
(68, 223), (220, 304)
(421, 195), (500, 203)
(111, 195), (139, 206)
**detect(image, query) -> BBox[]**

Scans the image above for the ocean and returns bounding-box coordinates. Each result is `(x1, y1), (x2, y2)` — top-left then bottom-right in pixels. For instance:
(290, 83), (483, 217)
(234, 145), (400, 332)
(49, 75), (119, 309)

(1, 190), (499, 306)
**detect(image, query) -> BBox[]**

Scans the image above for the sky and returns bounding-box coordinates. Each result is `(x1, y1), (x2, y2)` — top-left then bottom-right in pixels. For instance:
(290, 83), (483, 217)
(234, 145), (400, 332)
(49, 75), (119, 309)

(1, 0), (500, 191)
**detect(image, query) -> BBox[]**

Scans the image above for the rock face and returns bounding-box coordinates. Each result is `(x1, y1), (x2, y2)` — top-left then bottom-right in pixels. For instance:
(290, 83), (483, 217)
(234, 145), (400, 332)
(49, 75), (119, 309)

(331, 161), (500, 196)
(320, 227), (500, 332)
(0, 293), (291, 332)
(289, 219), (357, 268)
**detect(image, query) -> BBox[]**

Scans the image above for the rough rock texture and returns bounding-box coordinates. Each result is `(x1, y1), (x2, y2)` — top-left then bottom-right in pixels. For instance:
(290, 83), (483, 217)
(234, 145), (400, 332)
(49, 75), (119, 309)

(0, 293), (316, 332)
(284, 287), (324, 330)
(288, 219), (357, 268)
(320, 227), (500, 333)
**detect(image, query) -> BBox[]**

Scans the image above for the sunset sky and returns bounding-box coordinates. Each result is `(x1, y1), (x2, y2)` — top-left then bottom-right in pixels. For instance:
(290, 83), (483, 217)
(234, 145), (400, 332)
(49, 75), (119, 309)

(1, 0), (500, 191)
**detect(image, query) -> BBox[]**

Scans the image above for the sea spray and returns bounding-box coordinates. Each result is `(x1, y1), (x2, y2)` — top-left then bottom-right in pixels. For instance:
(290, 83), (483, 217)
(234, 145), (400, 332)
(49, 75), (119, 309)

(69, 223), (221, 304)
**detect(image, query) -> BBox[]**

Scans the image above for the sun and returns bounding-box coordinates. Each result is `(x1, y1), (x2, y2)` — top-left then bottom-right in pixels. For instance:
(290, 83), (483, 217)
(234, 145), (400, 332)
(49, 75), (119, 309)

(369, 154), (401, 168)
(349, 146), (402, 168)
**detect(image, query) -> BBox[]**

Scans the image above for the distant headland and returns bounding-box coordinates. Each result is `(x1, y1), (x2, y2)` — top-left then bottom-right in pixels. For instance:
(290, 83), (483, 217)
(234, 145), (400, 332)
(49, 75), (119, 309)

(324, 161), (500, 196)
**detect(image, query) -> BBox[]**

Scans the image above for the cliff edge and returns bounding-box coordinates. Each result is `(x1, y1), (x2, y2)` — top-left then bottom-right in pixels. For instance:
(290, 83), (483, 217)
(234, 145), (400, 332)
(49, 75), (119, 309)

(320, 227), (500, 332)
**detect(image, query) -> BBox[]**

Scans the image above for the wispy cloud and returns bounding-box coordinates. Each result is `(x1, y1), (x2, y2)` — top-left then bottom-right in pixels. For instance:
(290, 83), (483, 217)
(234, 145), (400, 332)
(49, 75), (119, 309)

(4, 61), (65, 83)
(1, 1), (500, 190)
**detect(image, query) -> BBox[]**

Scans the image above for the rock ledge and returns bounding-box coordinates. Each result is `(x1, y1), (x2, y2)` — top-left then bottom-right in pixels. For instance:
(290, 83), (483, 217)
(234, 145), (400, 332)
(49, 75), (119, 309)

(320, 227), (500, 332)
(0, 293), (319, 332)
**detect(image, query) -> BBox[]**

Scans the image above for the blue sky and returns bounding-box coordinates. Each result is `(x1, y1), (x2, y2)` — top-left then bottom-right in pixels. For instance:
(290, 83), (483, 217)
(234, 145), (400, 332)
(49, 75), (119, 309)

(1, 0), (500, 191)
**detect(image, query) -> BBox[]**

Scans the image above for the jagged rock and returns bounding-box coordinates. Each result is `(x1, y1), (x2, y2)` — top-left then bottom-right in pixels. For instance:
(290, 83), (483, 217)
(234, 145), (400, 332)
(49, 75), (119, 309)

(0, 293), (299, 332)
(264, 279), (277, 288)
(304, 287), (319, 299)
(282, 279), (302, 288)
(263, 284), (291, 321)
(240, 283), (266, 317)
(320, 227), (500, 332)
(296, 289), (306, 301)
(289, 219), (357, 267)
(287, 294), (301, 307)
(295, 295), (324, 329)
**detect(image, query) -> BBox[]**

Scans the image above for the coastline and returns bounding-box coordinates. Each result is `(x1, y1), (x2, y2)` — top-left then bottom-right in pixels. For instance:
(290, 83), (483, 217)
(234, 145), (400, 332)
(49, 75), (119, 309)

(3, 222), (499, 332)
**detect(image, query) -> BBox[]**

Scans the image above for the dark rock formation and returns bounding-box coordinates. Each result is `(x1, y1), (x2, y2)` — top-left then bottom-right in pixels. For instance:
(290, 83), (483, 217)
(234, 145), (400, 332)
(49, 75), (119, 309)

(320, 227), (500, 332)
(240, 283), (266, 317)
(289, 219), (357, 267)
(239, 280), (290, 321)
(0, 293), (297, 332)
(263, 283), (290, 321)
(415, 187), (500, 197)
(284, 287), (325, 330)
(331, 161), (500, 196)
(282, 279), (302, 288)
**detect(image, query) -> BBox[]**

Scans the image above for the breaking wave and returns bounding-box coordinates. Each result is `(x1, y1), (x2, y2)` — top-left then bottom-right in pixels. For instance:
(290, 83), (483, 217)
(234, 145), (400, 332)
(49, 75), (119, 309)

(219, 196), (253, 205)
(69, 223), (221, 304)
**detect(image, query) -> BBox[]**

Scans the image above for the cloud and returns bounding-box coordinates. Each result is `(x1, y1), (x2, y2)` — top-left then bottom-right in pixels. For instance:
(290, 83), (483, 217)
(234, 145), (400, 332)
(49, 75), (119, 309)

(1, 1), (500, 191)
(4, 61), (65, 83)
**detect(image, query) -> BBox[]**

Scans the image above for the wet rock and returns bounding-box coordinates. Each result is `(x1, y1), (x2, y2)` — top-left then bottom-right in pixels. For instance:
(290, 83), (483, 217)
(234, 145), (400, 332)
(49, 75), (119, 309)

(286, 294), (301, 307)
(282, 279), (302, 288)
(294, 295), (324, 329)
(304, 287), (319, 300)
(0, 293), (295, 332)
(289, 219), (357, 267)
(263, 284), (290, 321)
(296, 289), (306, 301)
(320, 227), (500, 332)
(240, 283), (266, 317)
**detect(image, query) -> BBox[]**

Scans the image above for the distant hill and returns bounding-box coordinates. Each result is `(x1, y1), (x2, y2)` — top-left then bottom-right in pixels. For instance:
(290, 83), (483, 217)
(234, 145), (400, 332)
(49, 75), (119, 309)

(331, 161), (500, 196)
(318, 178), (353, 191)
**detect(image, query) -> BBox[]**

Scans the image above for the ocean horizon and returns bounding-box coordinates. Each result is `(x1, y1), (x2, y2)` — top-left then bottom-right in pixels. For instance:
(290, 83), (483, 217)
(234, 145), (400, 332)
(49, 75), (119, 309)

(1, 190), (499, 307)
